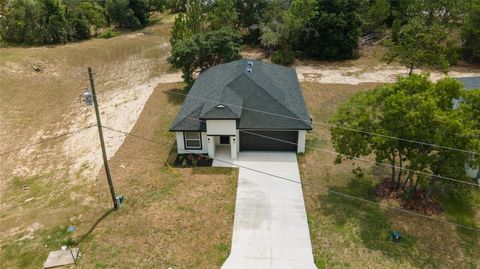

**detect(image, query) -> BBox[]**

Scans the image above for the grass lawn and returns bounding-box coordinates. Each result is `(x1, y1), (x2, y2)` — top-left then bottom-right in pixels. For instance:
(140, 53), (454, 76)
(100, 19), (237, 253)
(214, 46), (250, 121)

(0, 82), (238, 269)
(300, 82), (480, 268)
(0, 15), (238, 268)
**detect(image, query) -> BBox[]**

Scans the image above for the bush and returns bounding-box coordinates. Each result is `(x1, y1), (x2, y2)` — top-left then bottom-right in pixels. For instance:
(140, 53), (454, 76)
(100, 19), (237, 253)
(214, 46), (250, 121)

(98, 28), (120, 39)
(446, 40), (461, 65)
(271, 50), (295, 65)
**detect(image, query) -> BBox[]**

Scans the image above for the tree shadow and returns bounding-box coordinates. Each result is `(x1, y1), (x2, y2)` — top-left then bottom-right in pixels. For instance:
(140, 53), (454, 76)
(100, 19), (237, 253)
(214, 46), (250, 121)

(165, 86), (191, 105)
(319, 177), (417, 264)
(435, 185), (479, 256)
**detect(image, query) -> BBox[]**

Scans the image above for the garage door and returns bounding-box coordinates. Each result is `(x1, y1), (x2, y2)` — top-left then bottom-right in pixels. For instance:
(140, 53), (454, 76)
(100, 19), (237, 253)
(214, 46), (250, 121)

(240, 130), (298, 151)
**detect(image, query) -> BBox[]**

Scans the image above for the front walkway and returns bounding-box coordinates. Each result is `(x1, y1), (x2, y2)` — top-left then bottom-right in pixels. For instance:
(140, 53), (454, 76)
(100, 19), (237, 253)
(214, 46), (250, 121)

(214, 152), (317, 269)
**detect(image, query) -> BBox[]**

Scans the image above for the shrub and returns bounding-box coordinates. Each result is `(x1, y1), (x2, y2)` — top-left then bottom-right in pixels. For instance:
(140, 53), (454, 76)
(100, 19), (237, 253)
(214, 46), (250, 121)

(446, 40), (461, 65)
(271, 49), (295, 65)
(98, 28), (120, 39)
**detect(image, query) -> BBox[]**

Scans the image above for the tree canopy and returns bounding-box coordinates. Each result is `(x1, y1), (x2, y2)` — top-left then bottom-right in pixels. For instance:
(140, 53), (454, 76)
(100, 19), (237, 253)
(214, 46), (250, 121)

(168, 27), (242, 85)
(461, 3), (480, 63)
(0, 0), (164, 45)
(382, 18), (449, 74)
(330, 74), (479, 205)
(168, 0), (243, 84)
(298, 0), (362, 60)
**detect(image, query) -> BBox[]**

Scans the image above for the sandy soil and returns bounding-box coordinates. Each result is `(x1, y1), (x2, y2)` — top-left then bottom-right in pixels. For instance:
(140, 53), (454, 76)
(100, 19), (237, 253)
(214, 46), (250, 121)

(295, 64), (480, 84)
(63, 76), (169, 180)
(160, 64), (480, 86)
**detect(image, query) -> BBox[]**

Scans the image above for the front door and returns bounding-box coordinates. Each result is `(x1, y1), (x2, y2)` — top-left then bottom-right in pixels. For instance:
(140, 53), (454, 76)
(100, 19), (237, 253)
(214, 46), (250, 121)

(220, 136), (230, 145)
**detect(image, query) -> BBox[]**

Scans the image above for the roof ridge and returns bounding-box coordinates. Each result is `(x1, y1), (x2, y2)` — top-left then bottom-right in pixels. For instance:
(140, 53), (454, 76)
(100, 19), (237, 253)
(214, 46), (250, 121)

(240, 72), (302, 119)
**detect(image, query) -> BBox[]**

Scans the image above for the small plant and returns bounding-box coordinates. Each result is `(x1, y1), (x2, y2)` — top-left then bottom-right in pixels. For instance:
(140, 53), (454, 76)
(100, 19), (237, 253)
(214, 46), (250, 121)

(271, 50), (295, 65)
(98, 29), (120, 39)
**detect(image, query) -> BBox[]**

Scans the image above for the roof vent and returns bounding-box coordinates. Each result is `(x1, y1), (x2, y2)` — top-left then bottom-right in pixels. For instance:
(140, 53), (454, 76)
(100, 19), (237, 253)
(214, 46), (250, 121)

(246, 67), (253, 74)
(247, 61), (253, 66)
(216, 104), (226, 109)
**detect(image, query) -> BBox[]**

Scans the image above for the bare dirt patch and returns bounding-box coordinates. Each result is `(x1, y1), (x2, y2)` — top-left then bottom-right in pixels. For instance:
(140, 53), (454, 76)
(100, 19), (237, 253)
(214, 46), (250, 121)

(374, 179), (442, 215)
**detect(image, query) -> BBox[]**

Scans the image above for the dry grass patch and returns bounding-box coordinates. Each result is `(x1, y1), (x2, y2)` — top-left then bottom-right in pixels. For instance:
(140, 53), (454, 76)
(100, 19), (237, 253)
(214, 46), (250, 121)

(1, 83), (238, 268)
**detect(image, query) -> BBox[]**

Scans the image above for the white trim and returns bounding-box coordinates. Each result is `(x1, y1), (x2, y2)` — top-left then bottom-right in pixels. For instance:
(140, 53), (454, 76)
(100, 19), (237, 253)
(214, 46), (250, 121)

(176, 132), (208, 154)
(297, 130), (306, 153)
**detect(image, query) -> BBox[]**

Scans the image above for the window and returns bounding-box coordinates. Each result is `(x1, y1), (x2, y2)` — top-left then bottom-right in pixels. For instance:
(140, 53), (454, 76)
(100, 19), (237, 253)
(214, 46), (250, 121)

(184, 132), (202, 149)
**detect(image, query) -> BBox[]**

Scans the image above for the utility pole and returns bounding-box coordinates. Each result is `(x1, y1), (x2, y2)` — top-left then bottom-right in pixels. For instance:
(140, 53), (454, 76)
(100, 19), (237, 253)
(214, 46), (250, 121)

(87, 67), (119, 210)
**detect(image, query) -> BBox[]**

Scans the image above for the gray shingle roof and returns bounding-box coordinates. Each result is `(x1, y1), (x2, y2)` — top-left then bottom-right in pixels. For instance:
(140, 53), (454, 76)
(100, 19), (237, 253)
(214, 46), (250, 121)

(456, 76), (480, 90)
(453, 76), (480, 108)
(170, 59), (312, 131)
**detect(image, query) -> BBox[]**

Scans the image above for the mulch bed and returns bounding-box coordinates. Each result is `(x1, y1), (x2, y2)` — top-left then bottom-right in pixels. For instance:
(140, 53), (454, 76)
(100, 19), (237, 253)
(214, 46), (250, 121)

(172, 154), (212, 168)
(374, 178), (442, 215)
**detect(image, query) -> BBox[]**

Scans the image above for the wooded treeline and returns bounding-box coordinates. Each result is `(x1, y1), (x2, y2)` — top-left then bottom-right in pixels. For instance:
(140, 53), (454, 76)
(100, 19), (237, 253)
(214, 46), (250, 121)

(2, 0), (479, 65)
(165, 0), (480, 84)
(0, 0), (167, 44)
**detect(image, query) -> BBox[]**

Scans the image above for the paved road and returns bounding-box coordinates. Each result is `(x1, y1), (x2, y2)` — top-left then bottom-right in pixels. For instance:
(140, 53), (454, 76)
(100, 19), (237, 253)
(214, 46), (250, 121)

(218, 152), (317, 269)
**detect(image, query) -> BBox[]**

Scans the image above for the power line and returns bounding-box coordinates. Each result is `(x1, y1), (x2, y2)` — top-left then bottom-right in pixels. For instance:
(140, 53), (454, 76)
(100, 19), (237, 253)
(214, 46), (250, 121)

(240, 129), (480, 187)
(165, 90), (479, 155)
(101, 125), (480, 233)
(0, 124), (96, 156)
(173, 112), (480, 187)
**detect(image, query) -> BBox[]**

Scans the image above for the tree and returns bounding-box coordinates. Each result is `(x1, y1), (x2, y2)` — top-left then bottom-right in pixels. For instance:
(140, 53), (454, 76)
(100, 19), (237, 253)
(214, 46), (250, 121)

(391, 18), (401, 42)
(298, 0), (362, 60)
(43, 0), (69, 44)
(106, 0), (149, 29)
(391, 0), (471, 27)
(168, 27), (242, 85)
(235, 0), (268, 28)
(234, 0), (268, 43)
(209, 0), (238, 30)
(461, 3), (480, 63)
(360, 0), (390, 34)
(64, 0), (105, 40)
(259, 0), (318, 63)
(165, 0), (187, 13)
(330, 74), (479, 206)
(0, 0), (70, 44)
(169, 0), (205, 45)
(383, 18), (449, 75)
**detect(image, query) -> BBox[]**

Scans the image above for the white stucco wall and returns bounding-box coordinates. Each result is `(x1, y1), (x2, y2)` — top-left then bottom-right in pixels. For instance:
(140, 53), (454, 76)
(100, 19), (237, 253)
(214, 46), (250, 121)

(465, 164), (479, 180)
(297, 130), (306, 153)
(206, 120), (236, 135)
(207, 136), (215, 158)
(176, 131), (208, 154)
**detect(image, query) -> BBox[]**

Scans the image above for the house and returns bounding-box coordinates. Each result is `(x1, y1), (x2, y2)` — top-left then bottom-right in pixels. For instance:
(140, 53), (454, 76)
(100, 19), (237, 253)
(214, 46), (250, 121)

(169, 59), (312, 160)
(455, 76), (480, 181)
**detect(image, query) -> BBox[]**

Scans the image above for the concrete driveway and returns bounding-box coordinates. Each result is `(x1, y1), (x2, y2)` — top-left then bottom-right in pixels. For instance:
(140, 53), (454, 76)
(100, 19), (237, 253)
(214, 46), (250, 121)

(215, 152), (317, 269)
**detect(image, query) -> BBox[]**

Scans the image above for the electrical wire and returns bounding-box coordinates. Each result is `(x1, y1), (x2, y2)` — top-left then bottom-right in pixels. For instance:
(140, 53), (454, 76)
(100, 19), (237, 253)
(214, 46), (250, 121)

(0, 124), (96, 156)
(101, 125), (480, 233)
(171, 112), (480, 187)
(165, 90), (479, 155)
